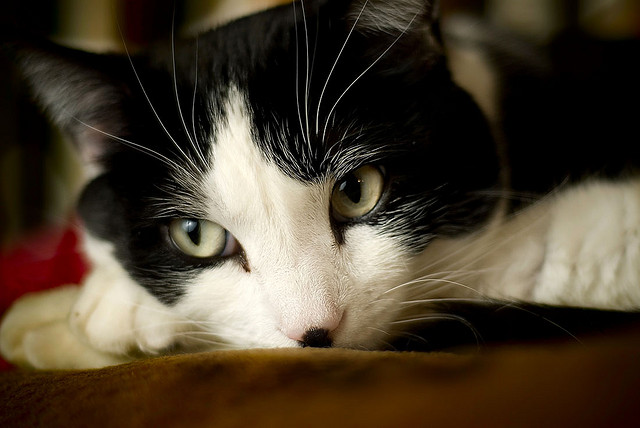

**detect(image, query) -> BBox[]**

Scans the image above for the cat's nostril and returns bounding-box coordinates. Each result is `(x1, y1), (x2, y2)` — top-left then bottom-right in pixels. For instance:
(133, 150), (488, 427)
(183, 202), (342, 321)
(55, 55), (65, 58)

(299, 328), (332, 348)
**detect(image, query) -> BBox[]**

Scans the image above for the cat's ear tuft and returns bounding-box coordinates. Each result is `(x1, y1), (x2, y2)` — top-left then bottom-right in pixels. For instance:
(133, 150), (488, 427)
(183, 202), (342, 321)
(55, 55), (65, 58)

(346, 0), (442, 45)
(8, 40), (132, 172)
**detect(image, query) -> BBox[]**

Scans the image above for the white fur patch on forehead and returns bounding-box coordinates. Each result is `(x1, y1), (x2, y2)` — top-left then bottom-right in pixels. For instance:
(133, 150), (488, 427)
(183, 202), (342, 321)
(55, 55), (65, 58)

(203, 88), (329, 234)
(348, 0), (435, 35)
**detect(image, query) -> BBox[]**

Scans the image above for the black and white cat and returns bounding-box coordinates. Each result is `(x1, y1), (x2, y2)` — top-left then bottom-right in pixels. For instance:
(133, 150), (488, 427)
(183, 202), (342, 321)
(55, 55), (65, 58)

(2, 0), (639, 369)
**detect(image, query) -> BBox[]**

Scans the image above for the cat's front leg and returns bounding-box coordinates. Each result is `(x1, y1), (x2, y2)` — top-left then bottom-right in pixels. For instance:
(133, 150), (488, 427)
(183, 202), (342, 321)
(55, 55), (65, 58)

(0, 266), (189, 369)
(0, 286), (131, 369)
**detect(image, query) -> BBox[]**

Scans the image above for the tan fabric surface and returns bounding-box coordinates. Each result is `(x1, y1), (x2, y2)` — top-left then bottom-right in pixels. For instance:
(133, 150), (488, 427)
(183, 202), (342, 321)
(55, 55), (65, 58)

(1, 326), (639, 427)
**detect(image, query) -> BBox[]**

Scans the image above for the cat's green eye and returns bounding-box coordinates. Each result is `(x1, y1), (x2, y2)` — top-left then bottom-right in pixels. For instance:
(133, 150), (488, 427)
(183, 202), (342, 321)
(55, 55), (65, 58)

(169, 219), (237, 259)
(331, 165), (385, 221)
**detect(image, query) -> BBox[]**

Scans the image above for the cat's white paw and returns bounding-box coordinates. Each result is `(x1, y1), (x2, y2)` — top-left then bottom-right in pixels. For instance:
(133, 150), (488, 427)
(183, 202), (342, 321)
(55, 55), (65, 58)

(69, 268), (189, 356)
(0, 286), (130, 369)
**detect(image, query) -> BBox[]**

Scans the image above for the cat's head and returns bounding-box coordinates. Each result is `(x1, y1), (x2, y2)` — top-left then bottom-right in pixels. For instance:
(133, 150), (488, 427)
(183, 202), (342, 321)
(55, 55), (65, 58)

(11, 0), (499, 350)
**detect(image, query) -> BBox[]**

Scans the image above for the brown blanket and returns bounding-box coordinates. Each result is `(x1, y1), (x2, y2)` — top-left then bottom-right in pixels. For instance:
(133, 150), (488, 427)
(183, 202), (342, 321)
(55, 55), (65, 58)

(1, 327), (640, 427)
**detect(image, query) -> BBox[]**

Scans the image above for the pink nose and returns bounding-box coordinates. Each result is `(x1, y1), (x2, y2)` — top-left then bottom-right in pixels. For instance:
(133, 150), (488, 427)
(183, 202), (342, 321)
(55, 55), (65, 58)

(284, 311), (343, 346)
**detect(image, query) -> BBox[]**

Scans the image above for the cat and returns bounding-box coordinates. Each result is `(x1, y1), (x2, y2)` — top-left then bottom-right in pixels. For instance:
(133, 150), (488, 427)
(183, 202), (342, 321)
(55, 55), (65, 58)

(1, 0), (639, 369)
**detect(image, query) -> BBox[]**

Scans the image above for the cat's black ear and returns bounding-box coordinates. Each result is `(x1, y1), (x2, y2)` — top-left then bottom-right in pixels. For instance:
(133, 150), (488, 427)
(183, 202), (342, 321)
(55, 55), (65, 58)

(7, 40), (133, 172)
(345, 0), (442, 46)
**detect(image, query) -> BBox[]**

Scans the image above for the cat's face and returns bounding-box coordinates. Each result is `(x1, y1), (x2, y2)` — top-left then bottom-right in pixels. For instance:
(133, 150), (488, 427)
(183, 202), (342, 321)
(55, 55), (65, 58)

(15, 0), (499, 350)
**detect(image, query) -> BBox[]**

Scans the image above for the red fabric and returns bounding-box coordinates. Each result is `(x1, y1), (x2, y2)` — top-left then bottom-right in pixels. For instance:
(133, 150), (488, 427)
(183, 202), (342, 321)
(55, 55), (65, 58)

(0, 226), (88, 370)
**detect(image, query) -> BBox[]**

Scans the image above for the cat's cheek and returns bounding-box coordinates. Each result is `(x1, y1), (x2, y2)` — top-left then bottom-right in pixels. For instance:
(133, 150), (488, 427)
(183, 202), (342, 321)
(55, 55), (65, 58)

(332, 226), (416, 348)
(174, 265), (297, 349)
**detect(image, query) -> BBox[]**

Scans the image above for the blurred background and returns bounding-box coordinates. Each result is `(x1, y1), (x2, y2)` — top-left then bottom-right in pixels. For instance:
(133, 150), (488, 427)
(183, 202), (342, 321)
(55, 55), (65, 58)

(1, 0), (639, 249)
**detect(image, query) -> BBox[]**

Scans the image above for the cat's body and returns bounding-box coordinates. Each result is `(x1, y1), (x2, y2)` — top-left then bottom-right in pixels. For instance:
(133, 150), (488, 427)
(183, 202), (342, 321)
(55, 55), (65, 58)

(1, 0), (639, 369)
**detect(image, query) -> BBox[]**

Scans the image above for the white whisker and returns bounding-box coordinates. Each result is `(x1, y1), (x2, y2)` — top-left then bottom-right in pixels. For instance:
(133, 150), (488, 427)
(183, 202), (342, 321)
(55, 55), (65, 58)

(393, 331), (430, 347)
(315, 0), (368, 138)
(191, 37), (201, 159)
(73, 119), (182, 172)
(365, 297), (398, 307)
(322, 12), (419, 142)
(292, 1), (308, 148)
(496, 301), (582, 343)
(383, 277), (482, 297)
(391, 314), (482, 346)
(169, 333), (243, 349)
(400, 297), (491, 306)
(366, 326), (392, 337)
(116, 19), (194, 173)
(171, 11), (208, 171)
(301, 0), (312, 151)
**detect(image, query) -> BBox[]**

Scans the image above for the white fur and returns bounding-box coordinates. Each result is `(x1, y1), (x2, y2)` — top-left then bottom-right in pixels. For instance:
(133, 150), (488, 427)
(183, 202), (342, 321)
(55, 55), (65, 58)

(533, 180), (640, 309)
(411, 179), (640, 310)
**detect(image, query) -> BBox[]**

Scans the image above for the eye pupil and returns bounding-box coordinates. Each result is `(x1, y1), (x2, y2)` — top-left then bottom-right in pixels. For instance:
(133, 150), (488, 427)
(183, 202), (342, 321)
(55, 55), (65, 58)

(339, 176), (362, 204)
(183, 220), (201, 245)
